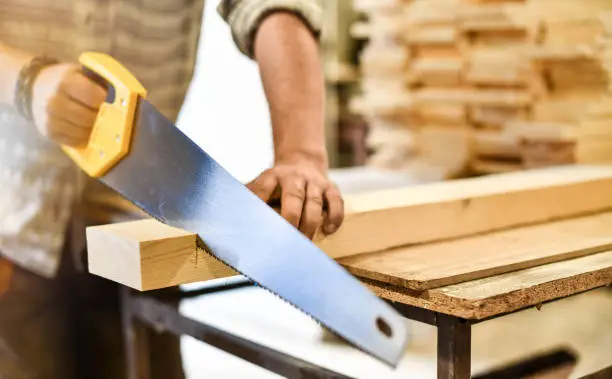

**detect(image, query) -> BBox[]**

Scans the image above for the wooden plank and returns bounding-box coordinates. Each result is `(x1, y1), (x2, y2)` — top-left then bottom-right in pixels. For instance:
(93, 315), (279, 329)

(472, 131), (520, 159)
(465, 54), (533, 86)
(415, 88), (533, 107)
(316, 165), (612, 258)
(365, 251), (612, 319)
(339, 211), (612, 290)
(87, 219), (236, 290)
(470, 106), (527, 128)
(409, 57), (464, 86)
(86, 221), (612, 298)
(470, 159), (522, 174)
(459, 3), (537, 33)
(417, 103), (467, 124)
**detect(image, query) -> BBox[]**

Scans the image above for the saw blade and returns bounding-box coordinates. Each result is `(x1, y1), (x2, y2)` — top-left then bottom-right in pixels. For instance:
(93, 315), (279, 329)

(100, 99), (409, 366)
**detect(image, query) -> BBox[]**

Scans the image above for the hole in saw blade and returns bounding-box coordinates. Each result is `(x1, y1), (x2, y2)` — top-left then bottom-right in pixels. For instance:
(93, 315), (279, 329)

(376, 317), (393, 338)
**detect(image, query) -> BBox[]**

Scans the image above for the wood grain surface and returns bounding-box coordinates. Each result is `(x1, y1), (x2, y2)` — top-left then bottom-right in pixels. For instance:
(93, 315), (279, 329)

(339, 212), (612, 290)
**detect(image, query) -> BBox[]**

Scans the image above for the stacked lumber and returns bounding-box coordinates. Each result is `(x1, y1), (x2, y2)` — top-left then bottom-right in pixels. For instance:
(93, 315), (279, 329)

(350, 0), (612, 177)
(350, 0), (416, 170)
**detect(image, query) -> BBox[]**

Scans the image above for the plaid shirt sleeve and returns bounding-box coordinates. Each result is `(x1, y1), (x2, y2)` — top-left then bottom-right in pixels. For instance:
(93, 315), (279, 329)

(217, 0), (322, 58)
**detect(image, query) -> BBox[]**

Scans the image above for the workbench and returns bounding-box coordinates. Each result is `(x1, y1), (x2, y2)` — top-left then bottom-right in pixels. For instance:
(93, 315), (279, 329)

(118, 253), (611, 379)
(85, 165), (612, 379)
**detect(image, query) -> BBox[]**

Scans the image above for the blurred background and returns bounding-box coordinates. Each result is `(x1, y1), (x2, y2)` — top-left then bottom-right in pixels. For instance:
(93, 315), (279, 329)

(174, 0), (612, 378)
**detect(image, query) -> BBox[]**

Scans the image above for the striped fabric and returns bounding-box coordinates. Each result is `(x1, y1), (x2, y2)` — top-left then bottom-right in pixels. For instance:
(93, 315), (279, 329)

(0, 0), (322, 278)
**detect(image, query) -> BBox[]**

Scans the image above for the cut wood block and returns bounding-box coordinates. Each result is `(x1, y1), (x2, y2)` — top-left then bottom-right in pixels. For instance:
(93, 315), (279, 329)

(416, 126), (472, 169)
(586, 97), (612, 118)
(405, 0), (460, 26)
(314, 165), (612, 258)
(416, 88), (533, 107)
(533, 98), (592, 123)
(413, 46), (464, 60)
(459, 3), (537, 33)
(472, 131), (520, 159)
(350, 17), (405, 39)
(470, 106), (527, 127)
(579, 117), (612, 138)
(547, 60), (609, 90)
(409, 57), (464, 86)
(470, 158), (522, 174)
(506, 121), (578, 141)
(339, 211), (612, 290)
(526, 46), (597, 62)
(360, 46), (409, 76)
(406, 25), (459, 45)
(465, 53), (533, 86)
(349, 92), (414, 116)
(87, 219), (237, 290)
(544, 19), (607, 47)
(520, 139), (576, 169)
(417, 103), (467, 124)
(575, 139), (612, 163)
(365, 250), (612, 319)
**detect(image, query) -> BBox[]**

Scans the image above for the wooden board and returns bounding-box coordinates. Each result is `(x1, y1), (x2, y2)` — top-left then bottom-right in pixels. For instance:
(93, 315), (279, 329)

(315, 165), (612, 258)
(472, 131), (520, 159)
(86, 218), (612, 301)
(470, 158), (522, 174)
(338, 211), (612, 290)
(86, 219), (236, 290)
(366, 250), (612, 319)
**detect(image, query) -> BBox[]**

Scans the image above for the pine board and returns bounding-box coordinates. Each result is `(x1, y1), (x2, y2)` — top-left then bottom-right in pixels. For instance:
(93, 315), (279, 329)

(87, 219), (236, 290)
(339, 212), (612, 290)
(315, 165), (612, 258)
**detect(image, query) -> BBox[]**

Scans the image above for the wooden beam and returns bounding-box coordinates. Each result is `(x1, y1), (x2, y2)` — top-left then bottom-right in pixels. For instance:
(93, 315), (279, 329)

(315, 165), (612, 258)
(86, 219), (236, 290)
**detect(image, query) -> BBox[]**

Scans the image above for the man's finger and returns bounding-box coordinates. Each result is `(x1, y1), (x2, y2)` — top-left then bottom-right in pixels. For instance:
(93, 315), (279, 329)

(49, 127), (87, 147)
(48, 93), (97, 130)
(48, 115), (92, 141)
(322, 185), (344, 235)
(280, 175), (306, 230)
(247, 170), (279, 202)
(299, 183), (324, 239)
(60, 70), (108, 110)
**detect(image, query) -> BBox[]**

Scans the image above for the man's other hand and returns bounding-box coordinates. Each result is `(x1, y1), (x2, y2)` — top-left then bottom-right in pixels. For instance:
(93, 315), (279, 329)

(247, 157), (344, 240)
(31, 63), (107, 147)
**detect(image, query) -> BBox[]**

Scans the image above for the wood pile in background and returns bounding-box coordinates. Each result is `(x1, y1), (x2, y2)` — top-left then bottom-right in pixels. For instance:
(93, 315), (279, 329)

(350, 0), (612, 178)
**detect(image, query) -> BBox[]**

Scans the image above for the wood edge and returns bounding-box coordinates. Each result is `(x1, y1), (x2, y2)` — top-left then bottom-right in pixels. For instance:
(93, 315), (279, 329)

(138, 232), (197, 291)
(86, 226), (144, 291)
(86, 220), (236, 291)
(404, 243), (612, 291)
(362, 265), (612, 320)
(319, 175), (612, 259)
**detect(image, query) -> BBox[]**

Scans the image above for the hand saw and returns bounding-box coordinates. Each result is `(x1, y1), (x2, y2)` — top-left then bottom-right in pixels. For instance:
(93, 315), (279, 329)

(62, 52), (409, 367)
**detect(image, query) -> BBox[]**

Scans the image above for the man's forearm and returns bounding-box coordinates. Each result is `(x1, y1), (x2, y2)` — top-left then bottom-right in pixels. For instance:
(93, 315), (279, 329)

(253, 12), (328, 171)
(0, 42), (34, 106)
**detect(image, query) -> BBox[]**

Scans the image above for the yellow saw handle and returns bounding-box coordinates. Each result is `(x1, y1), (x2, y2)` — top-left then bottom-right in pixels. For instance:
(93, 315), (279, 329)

(62, 52), (147, 178)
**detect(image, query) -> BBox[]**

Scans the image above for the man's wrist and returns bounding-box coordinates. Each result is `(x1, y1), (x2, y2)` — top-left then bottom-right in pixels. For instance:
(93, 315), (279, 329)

(275, 148), (328, 171)
(13, 56), (59, 120)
